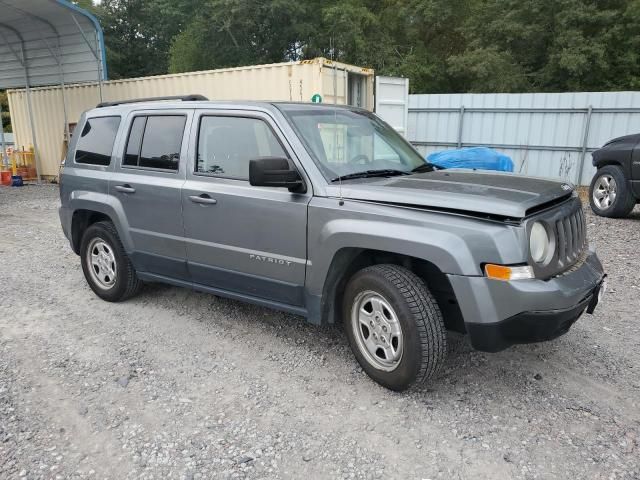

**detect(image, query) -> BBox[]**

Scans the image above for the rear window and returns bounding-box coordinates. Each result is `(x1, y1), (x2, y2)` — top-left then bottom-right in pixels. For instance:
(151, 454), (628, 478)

(123, 115), (186, 171)
(74, 116), (121, 166)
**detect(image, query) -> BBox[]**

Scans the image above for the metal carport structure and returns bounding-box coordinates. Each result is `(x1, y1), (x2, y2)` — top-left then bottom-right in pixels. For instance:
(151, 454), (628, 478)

(0, 0), (106, 180)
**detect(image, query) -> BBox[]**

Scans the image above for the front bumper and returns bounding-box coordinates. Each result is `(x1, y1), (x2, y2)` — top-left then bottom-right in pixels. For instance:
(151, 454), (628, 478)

(448, 250), (605, 352)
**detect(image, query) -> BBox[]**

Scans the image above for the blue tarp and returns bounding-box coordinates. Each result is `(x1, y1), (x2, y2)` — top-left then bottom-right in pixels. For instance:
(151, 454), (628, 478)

(427, 147), (514, 172)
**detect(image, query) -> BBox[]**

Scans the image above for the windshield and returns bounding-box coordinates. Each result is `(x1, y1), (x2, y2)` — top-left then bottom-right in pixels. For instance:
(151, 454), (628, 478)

(278, 106), (430, 181)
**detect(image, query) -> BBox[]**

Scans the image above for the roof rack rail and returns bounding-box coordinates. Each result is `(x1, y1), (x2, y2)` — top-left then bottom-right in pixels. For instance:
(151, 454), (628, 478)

(96, 94), (208, 108)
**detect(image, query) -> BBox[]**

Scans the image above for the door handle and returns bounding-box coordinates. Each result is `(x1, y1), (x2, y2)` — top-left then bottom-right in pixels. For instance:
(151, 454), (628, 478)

(114, 184), (136, 194)
(189, 194), (217, 205)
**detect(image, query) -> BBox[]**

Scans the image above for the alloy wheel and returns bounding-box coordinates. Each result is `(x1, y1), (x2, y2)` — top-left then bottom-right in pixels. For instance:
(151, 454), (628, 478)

(86, 238), (117, 290)
(351, 290), (403, 371)
(593, 174), (617, 210)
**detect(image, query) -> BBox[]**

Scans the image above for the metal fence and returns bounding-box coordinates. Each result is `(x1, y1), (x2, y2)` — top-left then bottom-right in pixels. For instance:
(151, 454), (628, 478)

(407, 92), (640, 185)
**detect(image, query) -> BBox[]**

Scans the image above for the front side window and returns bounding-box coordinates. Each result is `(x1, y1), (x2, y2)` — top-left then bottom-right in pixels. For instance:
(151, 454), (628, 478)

(123, 115), (186, 170)
(74, 116), (121, 166)
(278, 106), (428, 180)
(196, 116), (287, 179)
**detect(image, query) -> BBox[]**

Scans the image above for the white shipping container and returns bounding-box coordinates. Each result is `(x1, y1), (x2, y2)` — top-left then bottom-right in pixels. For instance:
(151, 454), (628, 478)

(7, 58), (374, 177)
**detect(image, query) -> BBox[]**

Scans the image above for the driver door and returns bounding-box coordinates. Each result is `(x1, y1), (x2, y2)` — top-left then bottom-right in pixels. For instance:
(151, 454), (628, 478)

(181, 110), (311, 307)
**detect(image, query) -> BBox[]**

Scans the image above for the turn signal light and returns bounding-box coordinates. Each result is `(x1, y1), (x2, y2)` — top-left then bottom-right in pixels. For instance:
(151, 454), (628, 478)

(484, 264), (534, 281)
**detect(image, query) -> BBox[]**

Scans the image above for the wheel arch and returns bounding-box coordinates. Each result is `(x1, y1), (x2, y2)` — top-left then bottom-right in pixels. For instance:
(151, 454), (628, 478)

(316, 248), (465, 332)
(594, 159), (624, 170)
(68, 194), (132, 255)
(71, 209), (111, 254)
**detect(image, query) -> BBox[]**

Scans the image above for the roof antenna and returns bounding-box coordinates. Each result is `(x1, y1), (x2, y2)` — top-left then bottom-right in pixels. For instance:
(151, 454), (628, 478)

(330, 36), (344, 206)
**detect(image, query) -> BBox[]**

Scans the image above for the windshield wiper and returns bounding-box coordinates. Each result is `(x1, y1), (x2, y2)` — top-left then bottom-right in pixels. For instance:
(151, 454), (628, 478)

(411, 162), (442, 173)
(330, 169), (411, 183)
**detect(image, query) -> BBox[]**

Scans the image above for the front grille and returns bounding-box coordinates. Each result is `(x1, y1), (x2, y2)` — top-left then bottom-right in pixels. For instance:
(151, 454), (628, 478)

(554, 206), (587, 268)
(529, 197), (589, 279)
(553, 248), (588, 278)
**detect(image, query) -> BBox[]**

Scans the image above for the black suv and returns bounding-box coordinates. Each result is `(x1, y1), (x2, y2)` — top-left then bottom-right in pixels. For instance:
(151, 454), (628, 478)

(590, 133), (640, 217)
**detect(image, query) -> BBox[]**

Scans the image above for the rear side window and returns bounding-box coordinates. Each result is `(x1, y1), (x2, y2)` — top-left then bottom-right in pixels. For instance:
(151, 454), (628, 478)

(196, 116), (287, 179)
(123, 115), (186, 171)
(74, 116), (121, 166)
(124, 117), (145, 166)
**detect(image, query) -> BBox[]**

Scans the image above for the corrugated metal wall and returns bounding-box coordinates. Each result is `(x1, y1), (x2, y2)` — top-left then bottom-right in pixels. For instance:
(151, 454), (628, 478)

(8, 58), (374, 177)
(407, 92), (640, 185)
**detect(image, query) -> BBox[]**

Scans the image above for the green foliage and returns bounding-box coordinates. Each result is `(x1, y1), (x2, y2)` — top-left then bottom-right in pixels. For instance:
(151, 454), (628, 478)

(0, 91), (11, 133)
(448, 0), (640, 92)
(168, 0), (322, 72)
(93, 0), (640, 92)
(93, 0), (200, 78)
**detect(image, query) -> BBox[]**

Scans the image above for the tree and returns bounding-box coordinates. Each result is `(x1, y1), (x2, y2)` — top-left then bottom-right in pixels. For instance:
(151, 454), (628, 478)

(448, 0), (640, 92)
(95, 0), (200, 78)
(169, 0), (318, 73)
(0, 91), (11, 133)
(167, 0), (468, 94)
(87, 0), (640, 93)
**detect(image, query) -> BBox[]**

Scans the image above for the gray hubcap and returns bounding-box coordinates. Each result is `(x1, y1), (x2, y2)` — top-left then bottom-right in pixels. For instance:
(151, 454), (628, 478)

(86, 238), (117, 290)
(593, 174), (617, 210)
(351, 291), (403, 371)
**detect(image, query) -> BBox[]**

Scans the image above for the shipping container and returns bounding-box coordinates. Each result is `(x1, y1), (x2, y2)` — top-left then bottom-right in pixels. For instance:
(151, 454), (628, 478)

(7, 58), (374, 177)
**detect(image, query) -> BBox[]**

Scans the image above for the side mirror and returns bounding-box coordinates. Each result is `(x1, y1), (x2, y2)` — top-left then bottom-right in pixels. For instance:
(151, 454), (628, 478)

(249, 157), (306, 193)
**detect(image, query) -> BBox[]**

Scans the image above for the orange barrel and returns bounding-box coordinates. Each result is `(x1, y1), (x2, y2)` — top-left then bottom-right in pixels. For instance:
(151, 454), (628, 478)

(0, 170), (11, 186)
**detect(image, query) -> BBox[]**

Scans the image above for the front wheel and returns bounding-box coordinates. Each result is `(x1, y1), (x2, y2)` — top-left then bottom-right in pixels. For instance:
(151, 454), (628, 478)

(343, 264), (447, 391)
(589, 165), (636, 218)
(80, 221), (142, 302)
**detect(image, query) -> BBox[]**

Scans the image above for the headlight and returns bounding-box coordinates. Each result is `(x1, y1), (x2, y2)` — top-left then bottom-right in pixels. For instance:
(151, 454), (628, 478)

(529, 222), (550, 263)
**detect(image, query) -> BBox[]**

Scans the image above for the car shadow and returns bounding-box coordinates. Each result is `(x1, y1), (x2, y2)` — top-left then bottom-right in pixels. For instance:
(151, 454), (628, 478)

(137, 281), (590, 399)
(627, 208), (640, 221)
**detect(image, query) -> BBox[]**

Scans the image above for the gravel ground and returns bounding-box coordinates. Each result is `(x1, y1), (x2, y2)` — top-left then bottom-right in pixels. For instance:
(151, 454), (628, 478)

(0, 184), (639, 480)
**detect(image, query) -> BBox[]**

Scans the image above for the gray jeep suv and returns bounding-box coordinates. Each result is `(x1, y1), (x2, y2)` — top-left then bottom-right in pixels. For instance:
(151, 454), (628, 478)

(59, 96), (606, 391)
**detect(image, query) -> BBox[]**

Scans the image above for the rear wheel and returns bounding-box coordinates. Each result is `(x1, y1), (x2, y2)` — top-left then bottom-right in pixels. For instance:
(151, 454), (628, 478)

(343, 264), (447, 391)
(80, 221), (142, 302)
(589, 165), (636, 218)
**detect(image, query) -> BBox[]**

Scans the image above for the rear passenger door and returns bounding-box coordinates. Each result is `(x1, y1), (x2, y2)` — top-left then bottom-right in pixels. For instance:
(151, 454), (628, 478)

(110, 110), (192, 280)
(181, 110), (311, 307)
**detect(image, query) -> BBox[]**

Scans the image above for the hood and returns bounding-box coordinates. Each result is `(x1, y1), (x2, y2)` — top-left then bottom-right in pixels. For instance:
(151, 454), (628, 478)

(602, 133), (640, 147)
(326, 170), (574, 219)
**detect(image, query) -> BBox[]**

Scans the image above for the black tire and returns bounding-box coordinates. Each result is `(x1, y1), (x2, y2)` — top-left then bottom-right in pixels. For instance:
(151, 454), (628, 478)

(589, 165), (636, 218)
(80, 221), (142, 302)
(343, 264), (447, 391)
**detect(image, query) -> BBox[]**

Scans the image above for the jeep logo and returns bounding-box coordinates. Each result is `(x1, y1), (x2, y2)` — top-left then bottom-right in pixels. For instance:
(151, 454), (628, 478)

(249, 254), (292, 266)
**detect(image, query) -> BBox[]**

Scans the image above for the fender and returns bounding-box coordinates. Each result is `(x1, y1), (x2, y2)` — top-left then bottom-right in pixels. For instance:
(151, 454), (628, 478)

(302, 198), (526, 325)
(592, 135), (637, 179)
(307, 219), (471, 297)
(306, 213), (524, 298)
(68, 190), (133, 253)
